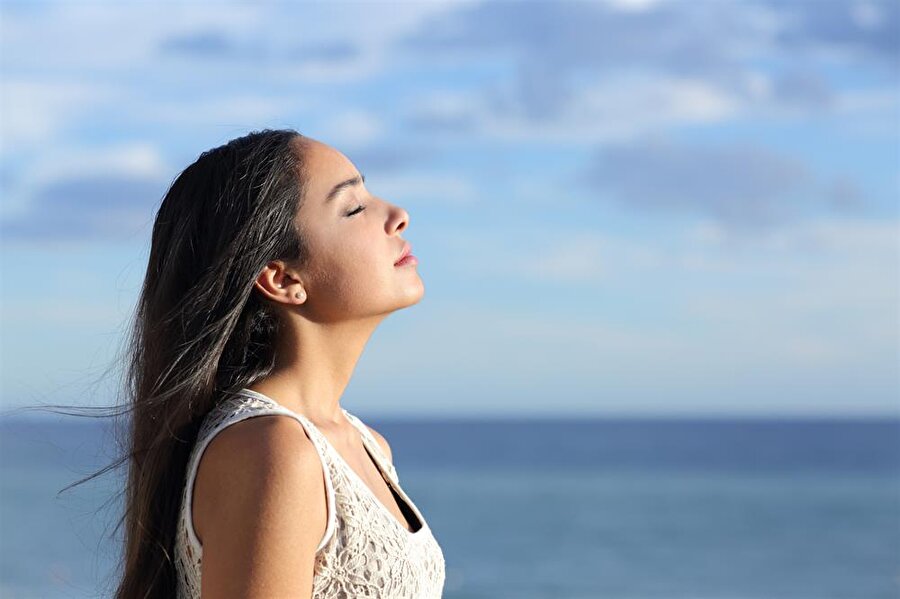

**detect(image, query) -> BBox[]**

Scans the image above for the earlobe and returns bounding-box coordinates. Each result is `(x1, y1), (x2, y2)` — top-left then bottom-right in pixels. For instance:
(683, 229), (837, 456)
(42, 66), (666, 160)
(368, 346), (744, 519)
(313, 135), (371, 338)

(255, 261), (308, 305)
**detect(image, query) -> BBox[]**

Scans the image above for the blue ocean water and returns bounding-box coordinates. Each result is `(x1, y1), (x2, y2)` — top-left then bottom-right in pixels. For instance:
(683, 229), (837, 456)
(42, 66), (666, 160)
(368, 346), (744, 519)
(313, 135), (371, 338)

(1, 414), (898, 598)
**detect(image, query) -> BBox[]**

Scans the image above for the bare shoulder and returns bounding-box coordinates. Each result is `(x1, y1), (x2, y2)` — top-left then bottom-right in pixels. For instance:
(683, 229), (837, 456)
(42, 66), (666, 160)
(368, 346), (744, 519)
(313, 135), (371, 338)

(362, 423), (393, 463)
(200, 414), (323, 489)
(194, 414), (327, 597)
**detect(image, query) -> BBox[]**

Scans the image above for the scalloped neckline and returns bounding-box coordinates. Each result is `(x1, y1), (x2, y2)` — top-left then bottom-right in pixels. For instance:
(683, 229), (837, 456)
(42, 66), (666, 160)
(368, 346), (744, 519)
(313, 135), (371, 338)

(234, 389), (428, 537)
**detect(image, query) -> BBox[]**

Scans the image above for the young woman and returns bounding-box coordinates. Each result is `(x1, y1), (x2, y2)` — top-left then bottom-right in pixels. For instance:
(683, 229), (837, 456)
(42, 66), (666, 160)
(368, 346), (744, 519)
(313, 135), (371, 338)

(113, 129), (445, 597)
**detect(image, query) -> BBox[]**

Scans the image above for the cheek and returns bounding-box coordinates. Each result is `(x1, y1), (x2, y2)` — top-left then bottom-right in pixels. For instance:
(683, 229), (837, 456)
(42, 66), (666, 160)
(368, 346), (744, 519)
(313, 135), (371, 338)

(312, 237), (384, 292)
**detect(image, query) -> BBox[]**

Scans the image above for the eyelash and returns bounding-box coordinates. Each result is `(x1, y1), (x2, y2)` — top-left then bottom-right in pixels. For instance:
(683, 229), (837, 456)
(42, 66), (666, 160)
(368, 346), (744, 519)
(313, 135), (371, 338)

(346, 204), (366, 217)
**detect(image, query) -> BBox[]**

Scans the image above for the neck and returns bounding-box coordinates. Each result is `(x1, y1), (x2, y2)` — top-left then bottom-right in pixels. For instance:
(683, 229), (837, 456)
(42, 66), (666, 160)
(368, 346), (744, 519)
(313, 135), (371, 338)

(247, 313), (384, 427)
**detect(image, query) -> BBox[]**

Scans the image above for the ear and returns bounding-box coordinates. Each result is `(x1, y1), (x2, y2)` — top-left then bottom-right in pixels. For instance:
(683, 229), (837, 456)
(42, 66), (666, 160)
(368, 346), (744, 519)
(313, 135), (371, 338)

(254, 260), (308, 306)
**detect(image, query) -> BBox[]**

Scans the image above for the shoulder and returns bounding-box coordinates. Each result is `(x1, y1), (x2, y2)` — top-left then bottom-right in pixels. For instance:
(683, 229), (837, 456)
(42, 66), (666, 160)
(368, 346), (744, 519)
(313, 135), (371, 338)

(204, 413), (325, 497)
(203, 412), (321, 472)
(194, 413), (327, 595)
(362, 422), (393, 463)
(194, 413), (326, 541)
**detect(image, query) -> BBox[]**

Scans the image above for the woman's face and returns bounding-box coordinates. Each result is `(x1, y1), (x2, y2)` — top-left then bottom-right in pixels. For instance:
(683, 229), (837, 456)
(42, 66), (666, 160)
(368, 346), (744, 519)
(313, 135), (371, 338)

(290, 138), (424, 322)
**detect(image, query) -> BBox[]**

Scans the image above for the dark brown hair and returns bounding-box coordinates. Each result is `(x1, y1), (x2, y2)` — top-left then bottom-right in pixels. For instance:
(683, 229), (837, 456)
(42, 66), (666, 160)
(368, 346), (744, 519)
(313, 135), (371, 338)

(9, 128), (316, 598)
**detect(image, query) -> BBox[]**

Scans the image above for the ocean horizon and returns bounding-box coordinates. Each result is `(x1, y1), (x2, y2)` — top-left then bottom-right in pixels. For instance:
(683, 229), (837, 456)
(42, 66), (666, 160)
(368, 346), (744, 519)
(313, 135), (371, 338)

(1, 413), (898, 598)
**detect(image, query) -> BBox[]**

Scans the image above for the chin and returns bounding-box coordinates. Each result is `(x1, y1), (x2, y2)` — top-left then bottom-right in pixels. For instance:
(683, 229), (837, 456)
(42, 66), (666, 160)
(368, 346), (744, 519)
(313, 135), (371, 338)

(399, 280), (425, 307)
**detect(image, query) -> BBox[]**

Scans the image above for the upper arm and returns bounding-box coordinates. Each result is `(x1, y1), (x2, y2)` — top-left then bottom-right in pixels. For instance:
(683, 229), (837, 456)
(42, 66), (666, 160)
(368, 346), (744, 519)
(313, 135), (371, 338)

(365, 424), (393, 463)
(197, 415), (327, 599)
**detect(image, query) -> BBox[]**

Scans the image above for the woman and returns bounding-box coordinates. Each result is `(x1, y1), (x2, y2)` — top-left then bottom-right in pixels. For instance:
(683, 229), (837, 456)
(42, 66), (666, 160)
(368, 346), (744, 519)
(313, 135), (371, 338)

(114, 129), (445, 597)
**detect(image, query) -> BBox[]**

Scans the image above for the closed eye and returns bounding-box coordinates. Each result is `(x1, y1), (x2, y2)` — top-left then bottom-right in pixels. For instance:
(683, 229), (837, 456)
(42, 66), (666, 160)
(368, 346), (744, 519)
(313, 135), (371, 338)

(346, 204), (366, 217)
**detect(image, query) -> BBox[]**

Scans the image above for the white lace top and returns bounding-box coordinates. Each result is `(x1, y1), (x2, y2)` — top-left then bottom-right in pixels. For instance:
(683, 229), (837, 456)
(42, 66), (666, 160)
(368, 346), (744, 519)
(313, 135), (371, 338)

(174, 389), (446, 598)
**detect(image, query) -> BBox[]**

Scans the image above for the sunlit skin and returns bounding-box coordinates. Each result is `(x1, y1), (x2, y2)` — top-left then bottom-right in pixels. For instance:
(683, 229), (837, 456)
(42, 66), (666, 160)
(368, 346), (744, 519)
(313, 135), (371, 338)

(242, 137), (422, 526)
(248, 137), (423, 429)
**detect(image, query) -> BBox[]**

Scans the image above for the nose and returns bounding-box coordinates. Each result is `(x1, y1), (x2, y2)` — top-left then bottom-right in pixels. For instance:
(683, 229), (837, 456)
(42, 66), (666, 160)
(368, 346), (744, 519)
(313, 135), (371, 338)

(390, 203), (409, 234)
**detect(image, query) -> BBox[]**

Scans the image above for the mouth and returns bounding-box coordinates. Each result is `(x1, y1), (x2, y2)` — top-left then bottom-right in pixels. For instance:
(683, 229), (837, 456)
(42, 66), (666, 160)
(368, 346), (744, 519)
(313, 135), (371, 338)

(394, 242), (418, 267)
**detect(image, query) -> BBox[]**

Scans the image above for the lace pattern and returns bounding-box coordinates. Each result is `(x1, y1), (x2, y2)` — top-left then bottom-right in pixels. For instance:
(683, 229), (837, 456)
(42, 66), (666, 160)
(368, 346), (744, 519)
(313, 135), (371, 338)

(174, 390), (446, 598)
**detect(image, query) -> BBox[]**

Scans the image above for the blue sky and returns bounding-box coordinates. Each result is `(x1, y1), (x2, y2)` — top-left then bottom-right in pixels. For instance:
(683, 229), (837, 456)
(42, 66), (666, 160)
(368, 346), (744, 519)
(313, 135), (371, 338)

(1, 0), (897, 417)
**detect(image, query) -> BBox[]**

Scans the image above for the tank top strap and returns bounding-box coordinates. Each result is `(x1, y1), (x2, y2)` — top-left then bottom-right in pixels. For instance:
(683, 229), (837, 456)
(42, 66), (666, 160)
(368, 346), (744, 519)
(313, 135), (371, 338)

(180, 390), (339, 556)
(226, 390), (398, 486)
(230, 392), (346, 453)
(341, 409), (399, 485)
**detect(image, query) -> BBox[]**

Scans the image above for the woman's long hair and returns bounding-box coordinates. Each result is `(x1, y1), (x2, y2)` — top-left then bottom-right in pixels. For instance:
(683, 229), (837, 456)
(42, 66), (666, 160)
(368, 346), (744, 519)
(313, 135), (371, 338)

(8, 128), (314, 598)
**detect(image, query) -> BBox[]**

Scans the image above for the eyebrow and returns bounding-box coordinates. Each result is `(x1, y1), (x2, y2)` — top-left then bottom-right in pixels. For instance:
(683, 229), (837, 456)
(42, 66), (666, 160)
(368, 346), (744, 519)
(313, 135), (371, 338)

(325, 173), (365, 204)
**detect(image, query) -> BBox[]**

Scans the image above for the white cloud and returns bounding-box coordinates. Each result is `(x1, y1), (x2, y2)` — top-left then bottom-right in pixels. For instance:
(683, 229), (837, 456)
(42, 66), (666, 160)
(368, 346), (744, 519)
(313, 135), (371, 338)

(2, 141), (170, 217)
(139, 94), (305, 127)
(0, 80), (123, 152)
(320, 109), (386, 148)
(524, 235), (611, 282)
(603, 0), (663, 13)
(850, 1), (885, 29)
(0, 0), (465, 83)
(410, 74), (744, 144)
(374, 172), (479, 206)
(828, 86), (900, 138)
(0, 3), (263, 71)
(434, 215), (898, 339)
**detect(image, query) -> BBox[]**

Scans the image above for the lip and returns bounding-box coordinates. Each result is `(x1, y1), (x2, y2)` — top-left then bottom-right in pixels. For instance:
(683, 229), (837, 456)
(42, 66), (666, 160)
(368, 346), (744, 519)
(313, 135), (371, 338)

(394, 242), (413, 266)
(395, 254), (418, 267)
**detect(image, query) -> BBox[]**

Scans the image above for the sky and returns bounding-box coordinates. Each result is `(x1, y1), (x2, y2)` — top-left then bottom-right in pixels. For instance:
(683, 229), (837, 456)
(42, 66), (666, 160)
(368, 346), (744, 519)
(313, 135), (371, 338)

(0, 0), (897, 418)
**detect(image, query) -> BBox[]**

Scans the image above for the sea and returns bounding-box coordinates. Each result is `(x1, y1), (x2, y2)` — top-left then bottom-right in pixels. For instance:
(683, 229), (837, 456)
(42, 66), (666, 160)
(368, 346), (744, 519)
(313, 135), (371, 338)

(1, 413), (898, 598)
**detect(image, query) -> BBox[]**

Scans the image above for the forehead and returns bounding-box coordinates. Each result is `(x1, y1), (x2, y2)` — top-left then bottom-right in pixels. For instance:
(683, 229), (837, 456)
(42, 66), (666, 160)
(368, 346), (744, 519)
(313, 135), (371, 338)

(301, 140), (360, 202)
